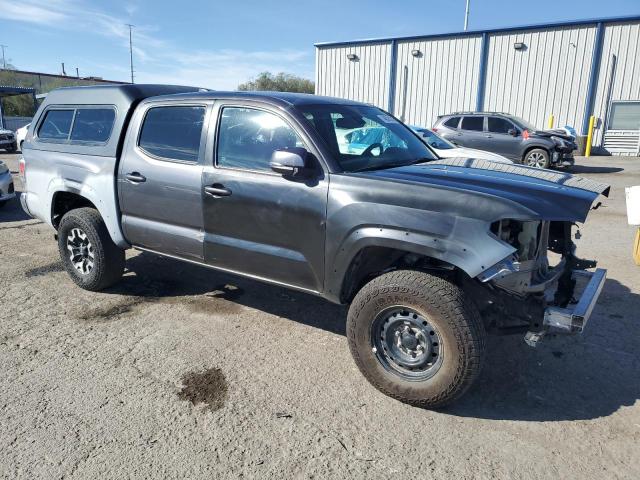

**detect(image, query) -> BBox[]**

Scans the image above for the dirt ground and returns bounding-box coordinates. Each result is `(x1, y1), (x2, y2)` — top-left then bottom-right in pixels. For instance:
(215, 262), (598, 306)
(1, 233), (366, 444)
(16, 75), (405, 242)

(1, 152), (638, 479)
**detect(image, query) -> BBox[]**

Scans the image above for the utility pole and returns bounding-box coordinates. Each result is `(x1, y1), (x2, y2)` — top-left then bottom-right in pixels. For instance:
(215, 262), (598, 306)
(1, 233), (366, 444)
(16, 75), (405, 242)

(0, 45), (7, 69)
(464, 0), (471, 31)
(126, 24), (135, 84)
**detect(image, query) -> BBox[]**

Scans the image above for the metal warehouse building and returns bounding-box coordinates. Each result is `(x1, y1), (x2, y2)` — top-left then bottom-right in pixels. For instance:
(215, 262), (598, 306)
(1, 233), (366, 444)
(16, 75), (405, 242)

(315, 15), (640, 155)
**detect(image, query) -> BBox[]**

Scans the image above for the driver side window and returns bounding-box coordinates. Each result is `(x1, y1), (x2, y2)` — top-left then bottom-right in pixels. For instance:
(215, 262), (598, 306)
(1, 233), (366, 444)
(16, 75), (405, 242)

(217, 107), (305, 172)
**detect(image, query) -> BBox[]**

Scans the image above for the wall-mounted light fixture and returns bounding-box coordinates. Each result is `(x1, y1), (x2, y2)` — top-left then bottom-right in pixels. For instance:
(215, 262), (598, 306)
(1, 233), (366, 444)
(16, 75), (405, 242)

(411, 49), (422, 58)
(347, 53), (359, 61)
(513, 42), (526, 51)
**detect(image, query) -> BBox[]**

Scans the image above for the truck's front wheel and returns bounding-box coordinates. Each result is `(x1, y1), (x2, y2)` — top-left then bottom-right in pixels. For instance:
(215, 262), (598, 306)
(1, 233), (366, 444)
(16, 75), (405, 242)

(57, 207), (125, 291)
(347, 270), (486, 409)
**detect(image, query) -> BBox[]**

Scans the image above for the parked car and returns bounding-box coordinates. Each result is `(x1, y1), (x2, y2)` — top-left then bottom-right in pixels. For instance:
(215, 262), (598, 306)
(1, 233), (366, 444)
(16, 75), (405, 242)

(0, 128), (17, 153)
(433, 112), (577, 168)
(410, 125), (512, 163)
(20, 85), (609, 408)
(16, 123), (30, 152)
(0, 160), (16, 208)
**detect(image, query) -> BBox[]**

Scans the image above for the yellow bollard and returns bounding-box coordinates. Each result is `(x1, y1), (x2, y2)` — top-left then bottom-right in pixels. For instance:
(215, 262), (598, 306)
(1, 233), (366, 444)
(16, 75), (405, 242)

(548, 114), (555, 129)
(634, 228), (640, 266)
(585, 115), (596, 158)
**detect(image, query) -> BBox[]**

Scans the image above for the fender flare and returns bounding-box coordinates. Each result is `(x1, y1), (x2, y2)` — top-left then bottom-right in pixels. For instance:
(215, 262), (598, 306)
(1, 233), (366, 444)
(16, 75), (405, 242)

(48, 178), (129, 248)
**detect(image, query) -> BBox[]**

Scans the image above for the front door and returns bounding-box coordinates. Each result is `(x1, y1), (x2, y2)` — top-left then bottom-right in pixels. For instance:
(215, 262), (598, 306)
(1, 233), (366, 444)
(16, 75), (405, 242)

(118, 103), (209, 261)
(485, 116), (521, 159)
(202, 105), (328, 293)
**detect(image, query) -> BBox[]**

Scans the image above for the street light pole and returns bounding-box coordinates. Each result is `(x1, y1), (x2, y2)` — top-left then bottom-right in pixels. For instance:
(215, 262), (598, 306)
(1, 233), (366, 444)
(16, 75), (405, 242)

(464, 0), (470, 31)
(0, 45), (7, 69)
(126, 24), (135, 84)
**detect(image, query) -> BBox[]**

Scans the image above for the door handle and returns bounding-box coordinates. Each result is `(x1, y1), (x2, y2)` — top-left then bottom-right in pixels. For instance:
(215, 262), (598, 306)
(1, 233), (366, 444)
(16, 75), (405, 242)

(485, 134), (493, 138)
(204, 185), (232, 197)
(125, 172), (146, 183)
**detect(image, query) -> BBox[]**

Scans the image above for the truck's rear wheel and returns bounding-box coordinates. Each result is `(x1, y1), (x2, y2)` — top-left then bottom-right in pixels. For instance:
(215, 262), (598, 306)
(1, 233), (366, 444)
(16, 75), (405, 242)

(57, 207), (125, 291)
(347, 270), (486, 409)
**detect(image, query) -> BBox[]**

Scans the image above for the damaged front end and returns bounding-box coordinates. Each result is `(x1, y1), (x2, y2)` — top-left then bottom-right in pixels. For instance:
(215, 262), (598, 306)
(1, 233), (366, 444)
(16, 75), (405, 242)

(467, 219), (606, 346)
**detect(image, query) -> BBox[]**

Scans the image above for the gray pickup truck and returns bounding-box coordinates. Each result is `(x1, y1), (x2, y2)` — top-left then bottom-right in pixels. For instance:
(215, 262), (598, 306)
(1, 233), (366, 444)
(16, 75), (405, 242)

(20, 85), (609, 408)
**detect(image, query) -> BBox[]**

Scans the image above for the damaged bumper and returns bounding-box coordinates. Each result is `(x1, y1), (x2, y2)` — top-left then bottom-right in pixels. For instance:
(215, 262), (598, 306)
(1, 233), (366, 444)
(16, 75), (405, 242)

(524, 268), (607, 346)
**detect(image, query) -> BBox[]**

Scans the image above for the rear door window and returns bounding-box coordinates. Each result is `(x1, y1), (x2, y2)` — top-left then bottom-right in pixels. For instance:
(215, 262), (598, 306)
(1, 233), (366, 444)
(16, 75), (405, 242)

(38, 110), (74, 140)
(488, 117), (515, 134)
(138, 106), (206, 162)
(443, 116), (461, 129)
(461, 116), (485, 131)
(70, 108), (116, 143)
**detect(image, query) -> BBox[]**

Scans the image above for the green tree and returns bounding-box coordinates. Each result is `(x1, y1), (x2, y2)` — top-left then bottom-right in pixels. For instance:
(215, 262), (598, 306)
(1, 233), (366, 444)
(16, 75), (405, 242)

(238, 72), (314, 94)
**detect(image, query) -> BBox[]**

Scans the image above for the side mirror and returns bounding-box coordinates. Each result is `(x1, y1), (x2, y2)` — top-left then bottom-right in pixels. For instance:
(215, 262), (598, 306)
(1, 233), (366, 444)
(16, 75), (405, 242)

(508, 128), (519, 137)
(270, 147), (308, 176)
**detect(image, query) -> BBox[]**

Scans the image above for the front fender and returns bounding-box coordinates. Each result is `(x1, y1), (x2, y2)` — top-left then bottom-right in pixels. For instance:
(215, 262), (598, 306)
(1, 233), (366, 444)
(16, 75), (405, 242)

(324, 213), (515, 304)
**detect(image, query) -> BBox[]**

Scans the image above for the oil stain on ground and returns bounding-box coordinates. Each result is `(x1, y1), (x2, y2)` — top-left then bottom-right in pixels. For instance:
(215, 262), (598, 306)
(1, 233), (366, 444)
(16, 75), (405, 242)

(24, 261), (64, 278)
(77, 297), (146, 322)
(178, 368), (228, 411)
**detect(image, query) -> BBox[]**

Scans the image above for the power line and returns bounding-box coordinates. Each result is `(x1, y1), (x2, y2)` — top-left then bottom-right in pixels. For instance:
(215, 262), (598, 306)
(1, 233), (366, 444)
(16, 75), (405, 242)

(125, 24), (135, 84)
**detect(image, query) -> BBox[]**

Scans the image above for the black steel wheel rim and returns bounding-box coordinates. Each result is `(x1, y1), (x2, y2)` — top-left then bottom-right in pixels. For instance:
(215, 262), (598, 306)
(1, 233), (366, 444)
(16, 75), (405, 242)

(371, 306), (444, 381)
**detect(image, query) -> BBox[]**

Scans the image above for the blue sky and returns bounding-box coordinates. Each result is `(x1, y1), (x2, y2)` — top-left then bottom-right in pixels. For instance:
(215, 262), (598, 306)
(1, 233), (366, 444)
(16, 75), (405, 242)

(0, 0), (638, 89)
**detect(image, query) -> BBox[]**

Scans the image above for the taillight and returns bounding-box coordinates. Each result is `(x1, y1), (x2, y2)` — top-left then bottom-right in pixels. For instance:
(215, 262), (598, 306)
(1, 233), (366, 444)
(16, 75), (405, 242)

(19, 157), (25, 181)
(523, 130), (530, 140)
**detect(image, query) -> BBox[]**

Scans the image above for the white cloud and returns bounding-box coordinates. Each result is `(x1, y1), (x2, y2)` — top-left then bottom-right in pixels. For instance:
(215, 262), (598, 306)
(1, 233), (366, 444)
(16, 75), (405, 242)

(2, 0), (314, 89)
(0, 0), (68, 25)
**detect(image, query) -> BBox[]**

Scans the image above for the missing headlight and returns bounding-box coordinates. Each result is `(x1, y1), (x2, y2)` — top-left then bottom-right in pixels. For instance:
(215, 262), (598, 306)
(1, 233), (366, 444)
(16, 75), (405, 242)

(491, 219), (542, 261)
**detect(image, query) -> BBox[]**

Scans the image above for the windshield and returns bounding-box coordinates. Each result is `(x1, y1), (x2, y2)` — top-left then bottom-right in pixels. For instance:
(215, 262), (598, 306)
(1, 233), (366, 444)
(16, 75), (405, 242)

(512, 116), (538, 131)
(300, 104), (437, 172)
(412, 127), (455, 150)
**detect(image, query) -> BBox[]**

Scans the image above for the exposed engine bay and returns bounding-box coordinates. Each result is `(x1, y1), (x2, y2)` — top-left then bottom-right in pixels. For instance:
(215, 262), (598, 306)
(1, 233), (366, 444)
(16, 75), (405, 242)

(465, 218), (605, 346)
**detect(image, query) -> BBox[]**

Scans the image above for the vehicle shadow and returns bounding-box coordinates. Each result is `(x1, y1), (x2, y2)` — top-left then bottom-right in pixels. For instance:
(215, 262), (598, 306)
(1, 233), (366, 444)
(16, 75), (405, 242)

(111, 253), (638, 421)
(0, 192), (31, 223)
(107, 251), (347, 335)
(446, 277), (639, 421)
(569, 165), (624, 174)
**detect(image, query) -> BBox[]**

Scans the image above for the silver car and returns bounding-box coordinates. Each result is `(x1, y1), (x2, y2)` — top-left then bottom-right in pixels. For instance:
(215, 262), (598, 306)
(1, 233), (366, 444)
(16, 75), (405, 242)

(0, 160), (15, 208)
(0, 128), (17, 153)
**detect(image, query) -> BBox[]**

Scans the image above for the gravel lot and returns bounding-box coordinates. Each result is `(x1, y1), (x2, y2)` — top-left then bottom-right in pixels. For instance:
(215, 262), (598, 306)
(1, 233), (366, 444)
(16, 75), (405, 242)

(1, 152), (638, 479)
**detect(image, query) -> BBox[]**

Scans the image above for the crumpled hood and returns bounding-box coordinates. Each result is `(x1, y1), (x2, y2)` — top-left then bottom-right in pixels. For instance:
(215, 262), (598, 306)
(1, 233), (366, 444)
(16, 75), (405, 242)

(357, 157), (610, 223)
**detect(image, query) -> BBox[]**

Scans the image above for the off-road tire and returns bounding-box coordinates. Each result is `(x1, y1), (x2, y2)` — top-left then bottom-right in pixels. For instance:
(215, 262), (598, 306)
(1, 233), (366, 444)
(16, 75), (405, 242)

(524, 148), (550, 169)
(347, 270), (486, 409)
(57, 207), (125, 291)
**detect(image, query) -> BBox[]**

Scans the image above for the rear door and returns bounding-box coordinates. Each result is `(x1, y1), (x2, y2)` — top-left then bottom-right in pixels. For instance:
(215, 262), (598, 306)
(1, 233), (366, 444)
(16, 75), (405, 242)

(485, 116), (521, 159)
(118, 101), (210, 261)
(201, 103), (328, 293)
(456, 116), (486, 148)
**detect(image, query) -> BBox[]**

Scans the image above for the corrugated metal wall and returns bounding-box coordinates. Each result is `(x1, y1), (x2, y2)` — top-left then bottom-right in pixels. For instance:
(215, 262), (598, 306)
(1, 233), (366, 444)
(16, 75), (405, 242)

(484, 25), (597, 131)
(393, 35), (482, 127)
(591, 21), (640, 145)
(315, 18), (640, 151)
(315, 42), (392, 109)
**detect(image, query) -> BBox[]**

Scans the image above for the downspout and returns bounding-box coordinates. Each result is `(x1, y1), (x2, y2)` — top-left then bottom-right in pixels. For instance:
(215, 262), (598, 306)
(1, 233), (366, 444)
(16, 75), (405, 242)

(582, 22), (605, 136)
(387, 39), (398, 114)
(476, 32), (489, 111)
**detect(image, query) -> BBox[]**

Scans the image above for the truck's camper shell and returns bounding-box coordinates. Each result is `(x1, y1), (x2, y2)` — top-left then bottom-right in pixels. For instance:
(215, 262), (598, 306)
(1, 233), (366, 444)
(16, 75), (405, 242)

(29, 84), (202, 157)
